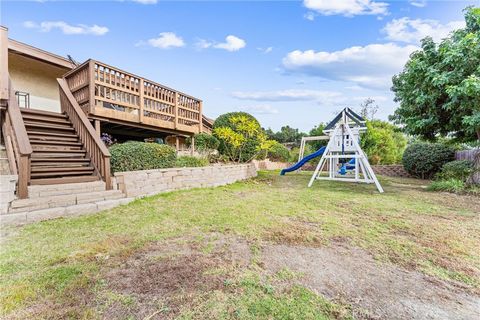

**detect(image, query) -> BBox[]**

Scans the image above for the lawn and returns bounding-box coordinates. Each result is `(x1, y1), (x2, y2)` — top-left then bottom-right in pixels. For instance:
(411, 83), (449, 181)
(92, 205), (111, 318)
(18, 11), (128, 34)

(1, 171), (479, 319)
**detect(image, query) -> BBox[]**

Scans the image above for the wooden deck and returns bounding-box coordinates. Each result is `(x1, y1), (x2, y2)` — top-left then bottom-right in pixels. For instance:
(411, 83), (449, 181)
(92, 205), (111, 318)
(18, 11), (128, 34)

(63, 60), (203, 135)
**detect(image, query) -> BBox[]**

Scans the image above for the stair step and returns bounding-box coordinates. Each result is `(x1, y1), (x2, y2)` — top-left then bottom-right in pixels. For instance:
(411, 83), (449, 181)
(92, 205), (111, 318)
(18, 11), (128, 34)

(32, 161), (91, 167)
(32, 148), (86, 153)
(22, 113), (71, 125)
(24, 122), (75, 131)
(31, 151), (87, 158)
(31, 166), (94, 173)
(30, 175), (100, 185)
(20, 108), (67, 119)
(10, 190), (124, 211)
(31, 157), (90, 163)
(30, 140), (82, 147)
(31, 170), (95, 178)
(32, 145), (82, 152)
(27, 131), (79, 139)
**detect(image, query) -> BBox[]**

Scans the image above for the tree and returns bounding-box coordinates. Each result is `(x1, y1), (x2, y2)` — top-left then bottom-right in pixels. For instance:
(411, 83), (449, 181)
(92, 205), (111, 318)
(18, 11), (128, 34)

(213, 112), (275, 163)
(391, 7), (480, 142)
(308, 123), (328, 150)
(360, 120), (407, 165)
(265, 125), (305, 144)
(359, 98), (379, 120)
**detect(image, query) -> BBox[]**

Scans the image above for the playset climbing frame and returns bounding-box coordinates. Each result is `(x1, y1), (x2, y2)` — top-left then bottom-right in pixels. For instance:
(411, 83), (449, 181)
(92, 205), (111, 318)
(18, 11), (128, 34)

(307, 108), (384, 193)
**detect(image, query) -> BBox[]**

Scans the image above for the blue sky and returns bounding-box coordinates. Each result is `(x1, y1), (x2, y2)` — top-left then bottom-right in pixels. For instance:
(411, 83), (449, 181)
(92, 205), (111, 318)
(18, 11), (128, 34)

(1, 0), (478, 131)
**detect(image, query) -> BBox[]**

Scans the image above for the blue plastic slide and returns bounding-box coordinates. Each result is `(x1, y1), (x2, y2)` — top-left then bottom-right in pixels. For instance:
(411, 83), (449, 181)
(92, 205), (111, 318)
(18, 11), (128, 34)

(280, 146), (326, 175)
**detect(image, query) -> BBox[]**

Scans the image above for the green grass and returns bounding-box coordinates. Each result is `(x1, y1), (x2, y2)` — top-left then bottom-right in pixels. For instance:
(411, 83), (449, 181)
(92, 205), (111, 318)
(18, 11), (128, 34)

(1, 171), (479, 318)
(177, 272), (352, 320)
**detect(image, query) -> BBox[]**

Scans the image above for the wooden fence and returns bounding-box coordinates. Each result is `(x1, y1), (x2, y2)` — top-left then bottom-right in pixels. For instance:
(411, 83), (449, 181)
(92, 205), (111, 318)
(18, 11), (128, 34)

(456, 149), (480, 184)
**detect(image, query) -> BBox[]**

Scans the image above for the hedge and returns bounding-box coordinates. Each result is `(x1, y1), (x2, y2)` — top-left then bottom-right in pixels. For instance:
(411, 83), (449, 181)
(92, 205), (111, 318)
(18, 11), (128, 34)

(110, 141), (176, 172)
(402, 142), (455, 179)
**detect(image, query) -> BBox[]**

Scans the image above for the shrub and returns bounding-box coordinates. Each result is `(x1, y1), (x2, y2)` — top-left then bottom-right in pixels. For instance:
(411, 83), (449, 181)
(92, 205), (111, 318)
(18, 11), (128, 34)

(266, 142), (290, 162)
(187, 133), (220, 152)
(436, 160), (474, 182)
(110, 141), (176, 172)
(207, 153), (230, 163)
(402, 142), (455, 179)
(427, 179), (465, 193)
(213, 112), (275, 163)
(175, 156), (209, 168)
(361, 120), (407, 165)
(289, 144), (315, 163)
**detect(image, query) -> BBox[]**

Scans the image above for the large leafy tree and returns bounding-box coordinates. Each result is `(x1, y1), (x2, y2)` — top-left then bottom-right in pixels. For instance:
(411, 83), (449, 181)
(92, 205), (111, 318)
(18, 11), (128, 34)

(265, 125), (305, 144)
(391, 7), (480, 142)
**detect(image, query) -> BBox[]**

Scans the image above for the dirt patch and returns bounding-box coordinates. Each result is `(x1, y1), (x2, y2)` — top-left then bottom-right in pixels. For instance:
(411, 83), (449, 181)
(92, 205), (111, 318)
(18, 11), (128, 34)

(261, 243), (480, 320)
(100, 235), (252, 319)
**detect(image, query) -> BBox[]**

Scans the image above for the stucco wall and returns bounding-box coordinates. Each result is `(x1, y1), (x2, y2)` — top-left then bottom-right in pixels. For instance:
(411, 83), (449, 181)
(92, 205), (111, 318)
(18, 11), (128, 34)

(8, 52), (70, 112)
(114, 163), (257, 198)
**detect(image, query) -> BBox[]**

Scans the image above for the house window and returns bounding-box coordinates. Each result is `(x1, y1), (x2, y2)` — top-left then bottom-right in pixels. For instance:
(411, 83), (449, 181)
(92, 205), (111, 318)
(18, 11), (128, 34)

(15, 91), (30, 109)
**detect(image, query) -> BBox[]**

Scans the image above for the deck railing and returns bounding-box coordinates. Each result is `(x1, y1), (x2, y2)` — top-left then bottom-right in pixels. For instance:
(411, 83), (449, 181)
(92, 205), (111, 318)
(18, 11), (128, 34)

(63, 59), (203, 134)
(1, 78), (32, 198)
(58, 78), (111, 189)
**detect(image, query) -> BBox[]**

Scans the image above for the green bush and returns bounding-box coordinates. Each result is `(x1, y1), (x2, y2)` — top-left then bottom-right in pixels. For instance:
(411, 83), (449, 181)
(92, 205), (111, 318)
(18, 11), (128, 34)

(213, 112), (272, 163)
(110, 141), (176, 172)
(289, 144), (315, 163)
(213, 112), (260, 131)
(187, 133), (220, 152)
(427, 179), (465, 193)
(436, 160), (474, 182)
(175, 156), (209, 168)
(266, 142), (290, 162)
(402, 142), (455, 179)
(361, 120), (407, 165)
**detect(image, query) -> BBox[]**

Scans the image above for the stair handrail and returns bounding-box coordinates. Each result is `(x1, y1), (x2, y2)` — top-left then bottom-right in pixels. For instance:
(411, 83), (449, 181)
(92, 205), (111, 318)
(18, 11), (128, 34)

(1, 77), (32, 198)
(57, 78), (112, 189)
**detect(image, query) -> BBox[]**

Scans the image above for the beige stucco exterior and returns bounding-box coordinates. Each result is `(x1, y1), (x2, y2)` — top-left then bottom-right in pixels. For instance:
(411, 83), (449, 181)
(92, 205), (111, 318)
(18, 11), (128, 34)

(8, 52), (70, 112)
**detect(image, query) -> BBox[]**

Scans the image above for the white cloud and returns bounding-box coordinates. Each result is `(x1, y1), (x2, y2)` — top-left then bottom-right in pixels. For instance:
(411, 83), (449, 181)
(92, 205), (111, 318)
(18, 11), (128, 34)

(282, 43), (419, 89)
(143, 32), (185, 49)
(132, 0), (157, 4)
(409, 0), (427, 7)
(304, 12), (316, 21)
(303, 0), (389, 17)
(383, 17), (464, 44)
(195, 38), (213, 50)
(23, 21), (108, 36)
(239, 105), (279, 115)
(232, 89), (346, 105)
(257, 47), (273, 54)
(213, 35), (246, 52)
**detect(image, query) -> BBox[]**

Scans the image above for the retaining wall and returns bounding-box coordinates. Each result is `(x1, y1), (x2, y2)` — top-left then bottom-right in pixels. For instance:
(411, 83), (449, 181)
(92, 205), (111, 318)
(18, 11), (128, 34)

(114, 163), (257, 198)
(371, 165), (411, 178)
(0, 175), (17, 214)
(252, 159), (291, 170)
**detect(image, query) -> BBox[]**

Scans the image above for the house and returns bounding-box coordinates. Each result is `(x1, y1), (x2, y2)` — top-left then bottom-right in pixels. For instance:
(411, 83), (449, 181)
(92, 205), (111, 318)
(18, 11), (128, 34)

(0, 26), (213, 198)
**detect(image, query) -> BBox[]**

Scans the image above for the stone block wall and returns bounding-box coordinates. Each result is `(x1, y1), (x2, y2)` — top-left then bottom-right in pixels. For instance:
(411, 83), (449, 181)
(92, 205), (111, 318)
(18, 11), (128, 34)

(371, 165), (411, 178)
(0, 175), (17, 214)
(114, 164), (257, 198)
(252, 159), (291, 170)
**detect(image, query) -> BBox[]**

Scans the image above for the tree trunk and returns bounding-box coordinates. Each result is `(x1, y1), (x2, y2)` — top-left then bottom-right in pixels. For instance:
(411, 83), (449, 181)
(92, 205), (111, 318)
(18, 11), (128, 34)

(476, 128), (480, 142)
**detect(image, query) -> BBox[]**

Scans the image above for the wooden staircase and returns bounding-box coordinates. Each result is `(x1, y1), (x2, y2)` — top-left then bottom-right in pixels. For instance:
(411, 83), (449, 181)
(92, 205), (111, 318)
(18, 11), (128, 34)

(21, 108), (100, 185)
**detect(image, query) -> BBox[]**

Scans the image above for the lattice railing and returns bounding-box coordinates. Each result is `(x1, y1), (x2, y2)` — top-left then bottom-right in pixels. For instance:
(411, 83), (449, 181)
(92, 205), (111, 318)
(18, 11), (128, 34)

(63, 59), (202, 134)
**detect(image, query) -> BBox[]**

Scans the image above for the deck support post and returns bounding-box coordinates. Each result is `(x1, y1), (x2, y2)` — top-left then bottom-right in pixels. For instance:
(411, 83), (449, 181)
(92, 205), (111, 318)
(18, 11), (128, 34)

(0, 26), (8, 101)
(191, 136), (195, 155)
(94, 120), (101, 138)
(175, 136), (180, 151)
